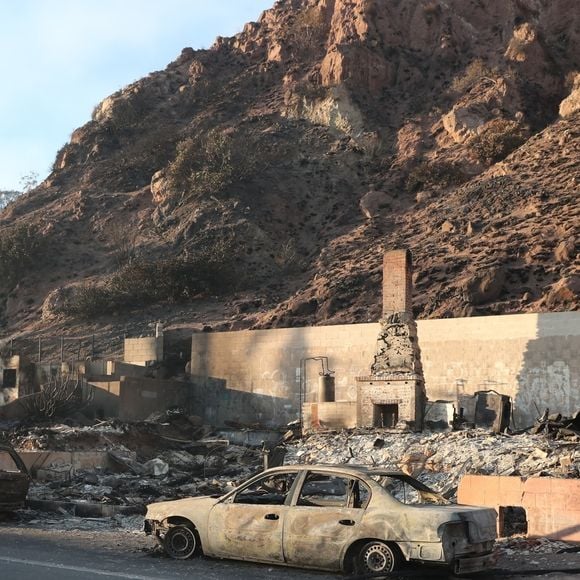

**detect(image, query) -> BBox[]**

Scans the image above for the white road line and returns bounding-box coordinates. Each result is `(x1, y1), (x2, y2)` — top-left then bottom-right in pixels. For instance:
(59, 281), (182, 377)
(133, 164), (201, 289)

(0, 556), (165, 579)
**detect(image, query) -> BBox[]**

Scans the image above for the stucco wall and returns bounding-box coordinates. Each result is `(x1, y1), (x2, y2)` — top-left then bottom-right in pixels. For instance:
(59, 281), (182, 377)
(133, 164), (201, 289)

(458, 475), (580, 542)
(190, 312), (580, 428)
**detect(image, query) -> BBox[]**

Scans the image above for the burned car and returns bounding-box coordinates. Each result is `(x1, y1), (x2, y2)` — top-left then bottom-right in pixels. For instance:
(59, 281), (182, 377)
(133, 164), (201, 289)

(145, 465), (497, 575)
(0, 442), (31, 511)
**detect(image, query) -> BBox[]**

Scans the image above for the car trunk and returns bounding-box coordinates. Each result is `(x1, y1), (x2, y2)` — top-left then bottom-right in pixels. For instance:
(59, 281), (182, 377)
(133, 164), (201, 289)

(437, 505), (497, 543)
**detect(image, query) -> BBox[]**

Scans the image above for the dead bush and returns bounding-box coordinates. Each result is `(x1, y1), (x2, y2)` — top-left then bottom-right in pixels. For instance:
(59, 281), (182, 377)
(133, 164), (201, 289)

(165, 129), (261, 200)
(406, 160), (468, 193)
(290, 6), (326, 50)
(274, 239), (304, 274)
(451, 59), (497, 94)
(20, 373), (94, 419)
(57, 238), (240, 319)
(0, 224), (42, 289)
(57, 284), (112, 319)
(468, 119), (528, 164)
(108, 221), (138, 267)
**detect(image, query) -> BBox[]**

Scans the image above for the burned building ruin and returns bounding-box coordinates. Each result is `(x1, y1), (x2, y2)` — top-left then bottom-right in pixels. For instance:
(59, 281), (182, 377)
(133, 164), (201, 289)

(356, 250), (426, 431)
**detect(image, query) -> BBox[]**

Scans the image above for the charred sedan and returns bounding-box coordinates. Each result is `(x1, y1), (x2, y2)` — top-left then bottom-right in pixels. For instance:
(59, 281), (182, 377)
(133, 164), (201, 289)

(0, 442), (31, 511)
(145, 465), (496, 576)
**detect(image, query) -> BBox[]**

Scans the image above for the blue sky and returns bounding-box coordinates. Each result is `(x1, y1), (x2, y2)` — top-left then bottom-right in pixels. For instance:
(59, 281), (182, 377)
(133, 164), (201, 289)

(0, 0), (273, 191)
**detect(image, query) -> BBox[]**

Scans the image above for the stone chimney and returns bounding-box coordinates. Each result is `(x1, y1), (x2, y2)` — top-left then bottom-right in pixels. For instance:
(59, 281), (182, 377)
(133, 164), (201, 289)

(356, 249), (426, 431)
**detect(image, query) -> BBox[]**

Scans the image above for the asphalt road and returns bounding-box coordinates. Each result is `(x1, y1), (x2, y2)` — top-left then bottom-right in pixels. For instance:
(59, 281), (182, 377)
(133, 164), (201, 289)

(0, 527), (331, 580)
(0, 525), (578, 580)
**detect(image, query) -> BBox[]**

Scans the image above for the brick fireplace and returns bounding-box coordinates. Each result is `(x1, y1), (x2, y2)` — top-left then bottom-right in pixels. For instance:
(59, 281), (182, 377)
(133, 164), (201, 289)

(356, 250), (426, 431)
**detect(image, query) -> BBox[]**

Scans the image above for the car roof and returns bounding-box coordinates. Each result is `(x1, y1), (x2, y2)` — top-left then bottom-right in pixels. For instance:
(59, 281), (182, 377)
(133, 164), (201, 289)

(263, 464), (408, 478)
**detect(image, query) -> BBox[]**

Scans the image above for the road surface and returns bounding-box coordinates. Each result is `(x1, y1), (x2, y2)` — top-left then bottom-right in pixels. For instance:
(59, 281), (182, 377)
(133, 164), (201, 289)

(0, 526), (330, 580)
(0, 523), (578, 580)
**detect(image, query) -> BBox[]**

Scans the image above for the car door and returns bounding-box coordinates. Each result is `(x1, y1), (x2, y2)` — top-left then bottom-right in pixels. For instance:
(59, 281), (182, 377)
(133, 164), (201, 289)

(207, 470), (298, 564)
(283, 471), (371, 571)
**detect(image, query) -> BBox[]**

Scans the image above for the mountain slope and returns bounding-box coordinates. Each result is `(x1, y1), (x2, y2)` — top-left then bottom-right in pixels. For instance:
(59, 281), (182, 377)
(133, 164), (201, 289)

(0, 0), (578, 341)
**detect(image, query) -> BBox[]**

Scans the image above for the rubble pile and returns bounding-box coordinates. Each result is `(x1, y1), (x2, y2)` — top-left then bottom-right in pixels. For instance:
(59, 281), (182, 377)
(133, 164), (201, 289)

(286, 429), (580, 499)
(496, 536), (576, 556)
(1, 410), (268, 508)
(532, 411), (580, 438)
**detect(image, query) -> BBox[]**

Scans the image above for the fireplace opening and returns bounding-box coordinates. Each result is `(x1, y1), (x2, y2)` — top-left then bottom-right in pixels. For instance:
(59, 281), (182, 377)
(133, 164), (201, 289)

(374, 404), (399, 428)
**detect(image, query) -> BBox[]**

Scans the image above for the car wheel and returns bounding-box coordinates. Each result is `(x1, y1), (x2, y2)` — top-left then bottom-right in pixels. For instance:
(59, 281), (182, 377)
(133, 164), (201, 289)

(356, 541), (398, 575)
(164, 525), (199, 560)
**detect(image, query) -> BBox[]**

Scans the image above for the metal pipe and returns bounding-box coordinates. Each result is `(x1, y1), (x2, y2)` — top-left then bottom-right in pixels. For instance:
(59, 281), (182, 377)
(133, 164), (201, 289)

(298, 356), (335, 433)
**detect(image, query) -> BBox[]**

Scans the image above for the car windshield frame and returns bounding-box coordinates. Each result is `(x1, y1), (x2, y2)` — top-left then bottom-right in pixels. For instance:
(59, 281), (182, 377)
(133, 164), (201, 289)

(220, 468), (302, 506)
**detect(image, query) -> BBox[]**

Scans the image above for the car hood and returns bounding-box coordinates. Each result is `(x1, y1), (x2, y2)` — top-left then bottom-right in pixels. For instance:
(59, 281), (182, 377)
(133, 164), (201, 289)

(146, 495), (220, 520)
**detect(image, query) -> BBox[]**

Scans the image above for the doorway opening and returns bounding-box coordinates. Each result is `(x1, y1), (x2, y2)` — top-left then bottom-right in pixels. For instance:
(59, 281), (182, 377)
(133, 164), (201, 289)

(2, 369), (17, 389)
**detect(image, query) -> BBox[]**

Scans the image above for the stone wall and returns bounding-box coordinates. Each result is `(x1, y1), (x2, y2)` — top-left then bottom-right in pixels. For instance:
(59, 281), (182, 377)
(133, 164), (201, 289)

(357, 379), (420, 429)
(190, 312), (580, 428)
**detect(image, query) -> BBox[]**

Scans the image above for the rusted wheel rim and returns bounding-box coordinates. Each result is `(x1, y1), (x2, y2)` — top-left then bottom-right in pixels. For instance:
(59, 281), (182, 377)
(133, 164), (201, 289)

(362, 543), (394, 573)
(165, 526), (196, 559)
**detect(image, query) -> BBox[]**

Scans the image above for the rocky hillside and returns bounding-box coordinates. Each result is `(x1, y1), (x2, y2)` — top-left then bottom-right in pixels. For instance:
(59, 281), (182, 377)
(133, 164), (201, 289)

(0, 0), (578, 343)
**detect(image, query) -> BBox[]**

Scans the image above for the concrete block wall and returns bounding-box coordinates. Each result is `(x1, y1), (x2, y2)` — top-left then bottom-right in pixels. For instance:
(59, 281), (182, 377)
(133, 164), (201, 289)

(303, 401), (358, 432)
(89, 380), (122, 418)
(190, 312), (579, 428)
(418, 312), (580, 428)
(118, 376), (187, 421)
(124, 337), (163, 366)
(0, 355), (20, 405)
(86, 376), (188, 421)
(86, 361), (149, 380)
(191, 323), (378, 426)
(458, 474), (580, 542)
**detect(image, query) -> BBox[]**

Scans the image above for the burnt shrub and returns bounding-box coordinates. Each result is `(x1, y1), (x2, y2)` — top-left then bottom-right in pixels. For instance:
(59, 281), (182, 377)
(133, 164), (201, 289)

(0, 224), (42, 289)
(468, 119), (528, 164)
(451, 59), (498, 94)
(406, 160), (468, 192)
(165, 129), (261, 200)
(54, 284), (111, 319)
(58, 238), (240, 318)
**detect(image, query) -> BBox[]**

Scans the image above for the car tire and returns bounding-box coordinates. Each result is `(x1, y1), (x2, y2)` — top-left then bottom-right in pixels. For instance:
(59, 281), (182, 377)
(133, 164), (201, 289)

(355, 541), (398, 575)
(163, 524), (200, 560)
